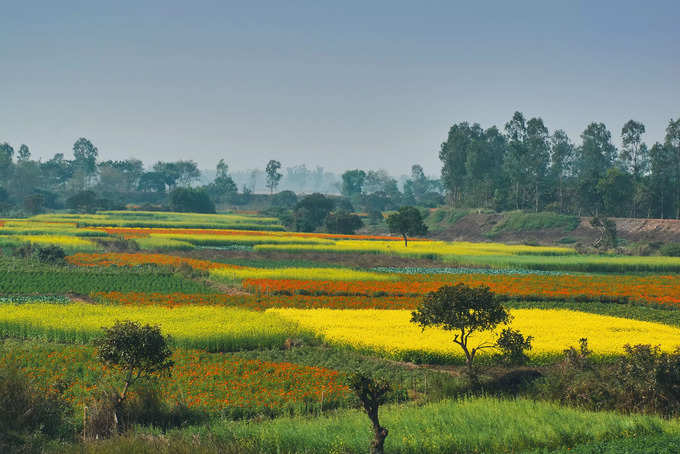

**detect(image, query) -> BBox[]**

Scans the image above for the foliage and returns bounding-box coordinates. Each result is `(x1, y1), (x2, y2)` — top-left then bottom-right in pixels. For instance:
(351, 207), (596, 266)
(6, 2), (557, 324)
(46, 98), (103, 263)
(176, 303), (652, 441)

(293, 193), (335, 232)
(35, 244), (66, 264)
(495, 328), (533, 366)
(0, 357), (72, 450)
(325, 210), (364, 234)
(660, 242), (680, 257)
(96, 321), (174, 404)
(169, 188), (216, 214)
(386, 206), (428, 246)
(411, 284), (509, 378)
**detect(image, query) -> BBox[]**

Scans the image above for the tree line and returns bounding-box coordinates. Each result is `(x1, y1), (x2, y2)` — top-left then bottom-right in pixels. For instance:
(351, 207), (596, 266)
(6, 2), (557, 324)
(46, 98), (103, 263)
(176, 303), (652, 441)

(439, 112), (680, 218)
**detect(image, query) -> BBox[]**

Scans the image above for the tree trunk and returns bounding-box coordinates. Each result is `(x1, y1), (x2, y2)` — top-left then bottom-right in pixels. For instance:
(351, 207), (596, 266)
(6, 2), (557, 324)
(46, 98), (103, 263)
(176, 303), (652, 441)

(402, 233), (408, 247)
(371, 423), (388, 454)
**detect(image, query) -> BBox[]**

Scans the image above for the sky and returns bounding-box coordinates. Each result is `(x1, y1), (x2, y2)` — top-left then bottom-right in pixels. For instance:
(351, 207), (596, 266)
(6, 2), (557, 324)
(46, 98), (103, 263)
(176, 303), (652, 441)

(1, 1), (678, 176)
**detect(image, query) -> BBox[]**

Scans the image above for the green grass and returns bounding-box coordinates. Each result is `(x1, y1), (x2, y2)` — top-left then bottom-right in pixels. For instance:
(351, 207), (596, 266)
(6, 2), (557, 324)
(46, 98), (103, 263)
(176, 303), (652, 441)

(529, 434), (680, 453)
(487, 211), (580, 237)
(152, 397), (680, 454)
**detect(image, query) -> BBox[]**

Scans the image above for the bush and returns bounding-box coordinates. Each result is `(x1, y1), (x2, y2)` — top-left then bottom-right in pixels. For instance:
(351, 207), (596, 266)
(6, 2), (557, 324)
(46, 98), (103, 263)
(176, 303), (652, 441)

(0, 359), (72, 450)
(325, 210), (364, 234)
(36, 245), (66, 265)
(660, 243), (680, 257)
(495, 328), (533, 366)
(271, 190), (297, 209)
(169, 188), (216, 213)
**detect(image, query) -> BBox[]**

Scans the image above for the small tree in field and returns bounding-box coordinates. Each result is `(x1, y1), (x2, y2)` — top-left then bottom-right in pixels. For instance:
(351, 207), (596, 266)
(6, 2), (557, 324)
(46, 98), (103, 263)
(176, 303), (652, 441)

(411, 284), (510, 382)
(386, 206), (427, 246)
(347, 371), (392, 454)
(95, 321), (173, 428)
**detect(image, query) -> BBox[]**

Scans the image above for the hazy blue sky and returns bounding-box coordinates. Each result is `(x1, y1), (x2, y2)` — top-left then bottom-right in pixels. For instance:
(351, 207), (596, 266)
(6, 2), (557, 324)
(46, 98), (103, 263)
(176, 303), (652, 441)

(1, 1), (678, 176)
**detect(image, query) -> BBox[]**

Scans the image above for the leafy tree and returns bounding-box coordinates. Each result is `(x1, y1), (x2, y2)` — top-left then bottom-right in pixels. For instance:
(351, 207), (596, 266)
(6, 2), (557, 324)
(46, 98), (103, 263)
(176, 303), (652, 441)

(411, 283), (510, 381)
(16, 144), (30, 162)
(293, 193), (335, 232)
(504, 112), (530, 209)
(169, 187), (215, 213)
(95, 321), (173, 428)
(525, 117), (550, 212)
(271, 190), (297, 209)
(665, 118), (680, 218)
(621, 120), (648, 178)
(72, 138), (99, 189)
(347, 371), (391, 454)
(386, 206), (428, 246)
(174, 160), (201, 187)
(341, 169), (366, 199)
(40, 153), (73, 191)
(138, 171), (168, 193)
(550, 129), (575, 213)
(66, 190), (99, 212)
(153, 162), (181, 190)
(325, 210), (364, 234)
(0, 142), (14, 182)
(23, 194), (44, 214)
(590, 215), (617, 250)
(496, 328), (533, 366)
(574, 123), (617, 215)
(265, 160), (282, 194)
(597, 167), (634, 217)
(649, 142), (676, 218)
(209, 159), (237, 202)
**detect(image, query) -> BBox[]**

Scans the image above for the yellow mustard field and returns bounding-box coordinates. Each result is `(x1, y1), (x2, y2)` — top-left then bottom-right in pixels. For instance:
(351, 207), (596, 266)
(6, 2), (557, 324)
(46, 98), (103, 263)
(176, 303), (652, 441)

(0, 303), (313, 351)
(270, 308), (680, 361)
(254, 239), (574, 257)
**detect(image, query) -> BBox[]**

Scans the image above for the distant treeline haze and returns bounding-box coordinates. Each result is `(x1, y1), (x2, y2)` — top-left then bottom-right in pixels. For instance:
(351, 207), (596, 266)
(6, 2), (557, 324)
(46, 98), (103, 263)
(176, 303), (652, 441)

(1, 111), (678, 219)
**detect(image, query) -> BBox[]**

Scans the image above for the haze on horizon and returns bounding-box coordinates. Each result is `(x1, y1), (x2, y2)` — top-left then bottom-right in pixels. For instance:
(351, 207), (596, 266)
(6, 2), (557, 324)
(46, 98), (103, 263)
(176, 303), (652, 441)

(1, 0), (678, 176)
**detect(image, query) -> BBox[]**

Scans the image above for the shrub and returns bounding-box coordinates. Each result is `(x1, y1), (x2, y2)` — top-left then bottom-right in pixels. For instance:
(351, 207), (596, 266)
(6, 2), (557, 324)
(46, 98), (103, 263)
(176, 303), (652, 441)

(0, 359), (72, 450)
(169, 188), (216, 214)
(660, 243), (680, 257)
(496, 328), (533, 366)
(36, 245), (66, 265)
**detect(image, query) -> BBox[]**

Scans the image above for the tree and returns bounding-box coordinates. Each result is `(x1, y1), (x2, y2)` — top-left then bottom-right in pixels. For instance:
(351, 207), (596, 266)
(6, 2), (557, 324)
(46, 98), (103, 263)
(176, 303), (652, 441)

(649, 142), (676, 218)
(0, 142), (14, 182)
(597, 167), (634, 217)
(525, 117), (550, 212)
(325, 210), (364, 234)
(72, 138), (99, 189)
(209, 159), (237, 202)
(95, 321), (173, 429)
(66, 190), (99, 212)
(574, 123), (617, 215)
(347, 371), (392, 454)
(386, 206), (428, 246)
(293, 193), (335, 232)
(271, 190), (297, 209)
(621, 120), (647, 178)
(411, 283), (510, 381)
(550, 129), (575, 213)
(665, 118), (680, 218)
(169, 187), (216, 213)
(138, 171), (168, 193)
(265, 160), (282, 194)
(175, 160), (201, 187)
(16, 144), (31, 162)
(496, 328), (533, 366)
(341, 169), (366, 199)
(504, 112), (530, 209)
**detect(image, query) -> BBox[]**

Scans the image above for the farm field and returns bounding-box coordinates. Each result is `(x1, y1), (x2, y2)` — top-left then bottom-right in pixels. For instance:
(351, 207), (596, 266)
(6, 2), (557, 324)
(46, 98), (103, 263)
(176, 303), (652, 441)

(3, 210), (680, 452)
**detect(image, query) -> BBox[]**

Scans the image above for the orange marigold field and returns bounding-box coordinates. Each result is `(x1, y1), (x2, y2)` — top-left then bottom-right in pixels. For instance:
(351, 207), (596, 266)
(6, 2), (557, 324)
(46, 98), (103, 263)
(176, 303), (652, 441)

(92, 291), (420, 310)
(3, 345), (350, 417)
(67, 252), (242, 271)
(243, 273), (680, 307)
